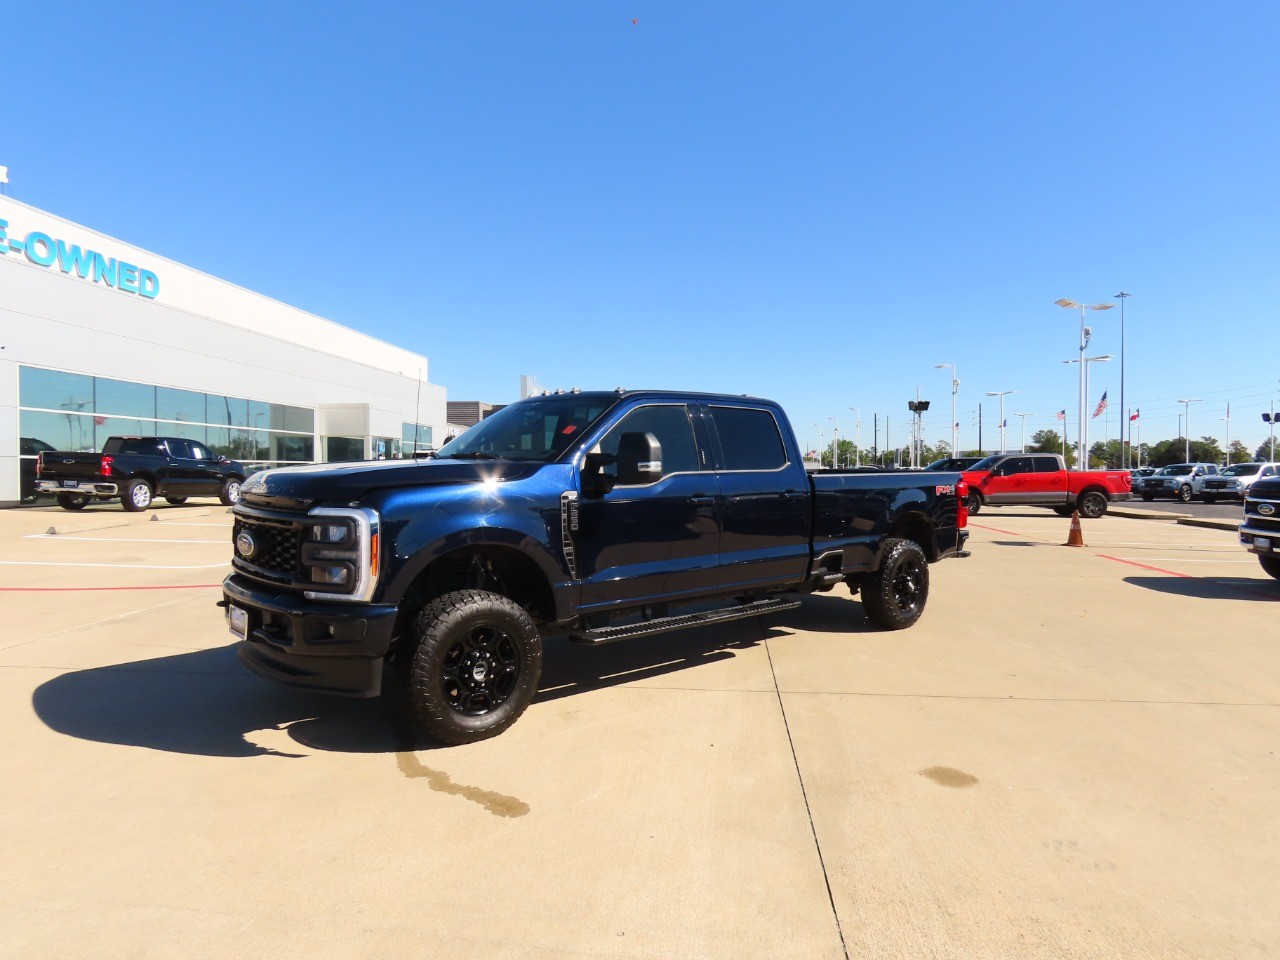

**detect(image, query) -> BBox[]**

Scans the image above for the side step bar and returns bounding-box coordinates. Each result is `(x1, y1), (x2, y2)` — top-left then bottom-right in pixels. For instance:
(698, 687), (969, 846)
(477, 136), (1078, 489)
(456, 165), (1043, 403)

(572, 596), (801, 646)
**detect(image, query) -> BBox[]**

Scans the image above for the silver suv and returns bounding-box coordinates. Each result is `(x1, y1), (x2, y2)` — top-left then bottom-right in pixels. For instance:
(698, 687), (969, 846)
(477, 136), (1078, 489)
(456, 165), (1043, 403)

(1200, 462), (1280, 503)
(1134, 463), (1220, 503)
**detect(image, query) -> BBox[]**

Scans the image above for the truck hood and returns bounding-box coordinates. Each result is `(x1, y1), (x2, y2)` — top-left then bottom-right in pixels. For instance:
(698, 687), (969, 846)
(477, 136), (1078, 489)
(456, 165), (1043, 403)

(238, 458), (546, 511)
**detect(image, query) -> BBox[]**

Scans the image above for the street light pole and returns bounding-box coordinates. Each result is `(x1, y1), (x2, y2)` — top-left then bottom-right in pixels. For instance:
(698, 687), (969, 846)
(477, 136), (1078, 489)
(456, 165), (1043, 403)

(1062, 354), (1113, 467)
(985, 390), (1015, 453)
(1222, 407), (1231, 466)
(1014, 412), (1033, 453)
(1177, 399), (1199, 462)
(934, 363), (958, 457)
(828, 417), (839, 470)
(1056, 298), (1114, 469)
(1115, 292), (1131, 466)
(848, 407), (861, 467)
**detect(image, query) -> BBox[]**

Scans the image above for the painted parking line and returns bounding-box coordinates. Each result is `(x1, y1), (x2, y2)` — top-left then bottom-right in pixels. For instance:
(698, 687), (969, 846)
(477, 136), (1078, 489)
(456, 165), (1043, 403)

(24, 535), (229, 544)
(0, 561), (230, 570)
(0, 584), (223, 592)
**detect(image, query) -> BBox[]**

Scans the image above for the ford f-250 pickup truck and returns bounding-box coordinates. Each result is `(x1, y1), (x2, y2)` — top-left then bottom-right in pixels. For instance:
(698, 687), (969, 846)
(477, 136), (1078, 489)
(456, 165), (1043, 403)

(960, 452), (1131, 518)
(1239, 475), (1280, 580)
(221, 390), (970, 744)
(36, 436), (246, 511)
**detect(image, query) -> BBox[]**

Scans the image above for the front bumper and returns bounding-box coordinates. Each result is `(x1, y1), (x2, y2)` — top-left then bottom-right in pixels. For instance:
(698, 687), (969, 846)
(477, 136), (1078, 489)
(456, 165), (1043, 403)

(221, 574), (399, 697)
(36, 480), (118, 496)
(1240, 523), (1280, 555)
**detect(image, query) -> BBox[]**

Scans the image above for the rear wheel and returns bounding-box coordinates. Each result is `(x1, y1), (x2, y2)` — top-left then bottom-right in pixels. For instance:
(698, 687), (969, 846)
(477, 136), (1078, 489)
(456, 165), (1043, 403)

(966, 491), (983, 515)
(122, 479), (153, 512)
(1259, 556), (1280, 581)
(861, 537), (930, 630)
(1177, 484), (1193, 503)
(397, 589), (542, 745)
(165, 496), (188, 505)
(1052, 506), (1075, 517)
(1078, 491), (1108, 519)
(56, 492), (89, 511)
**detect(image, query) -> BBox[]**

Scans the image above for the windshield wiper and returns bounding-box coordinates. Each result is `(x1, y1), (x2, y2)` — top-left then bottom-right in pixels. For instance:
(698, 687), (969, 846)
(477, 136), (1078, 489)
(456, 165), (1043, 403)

(440, 451), (502, 460)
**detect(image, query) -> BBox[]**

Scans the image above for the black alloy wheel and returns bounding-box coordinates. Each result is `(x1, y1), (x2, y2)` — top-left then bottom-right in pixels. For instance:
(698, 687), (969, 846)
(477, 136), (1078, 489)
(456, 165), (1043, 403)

(861, 537), (930, 630)
(398, 589), (542, 744)
(1078, 491), (1108, 519)
(966, 490), (983, 515)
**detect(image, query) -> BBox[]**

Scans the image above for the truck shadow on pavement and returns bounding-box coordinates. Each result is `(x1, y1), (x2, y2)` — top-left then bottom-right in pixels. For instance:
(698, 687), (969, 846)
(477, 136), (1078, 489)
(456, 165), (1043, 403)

(1122, 576), (1280, 602)
(30, 594), (880, 758)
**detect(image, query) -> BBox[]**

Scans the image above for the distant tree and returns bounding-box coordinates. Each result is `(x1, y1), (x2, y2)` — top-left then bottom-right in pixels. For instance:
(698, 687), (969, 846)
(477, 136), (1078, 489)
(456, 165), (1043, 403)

(1227, 440), (1252, 464)
(1148, 436), (1223, 466)
(821, 439), (863, 468)
(1089, 439), (1123, 469)
(1028, 429), (1075, 468)
(1257, 439), (1279, 463)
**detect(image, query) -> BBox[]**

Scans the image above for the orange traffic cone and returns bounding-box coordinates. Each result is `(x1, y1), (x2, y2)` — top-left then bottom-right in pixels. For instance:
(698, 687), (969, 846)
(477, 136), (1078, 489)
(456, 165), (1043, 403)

(1065, 509), (1085, 547)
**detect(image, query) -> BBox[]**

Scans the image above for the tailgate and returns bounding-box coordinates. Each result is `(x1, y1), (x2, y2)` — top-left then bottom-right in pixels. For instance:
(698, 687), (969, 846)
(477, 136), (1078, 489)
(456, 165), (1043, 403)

(40, 453), (105, 480)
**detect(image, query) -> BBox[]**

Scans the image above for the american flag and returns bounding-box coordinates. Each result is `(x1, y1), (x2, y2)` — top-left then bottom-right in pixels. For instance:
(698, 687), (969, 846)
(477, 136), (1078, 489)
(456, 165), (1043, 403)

(1092, 390), (1108, 419)
(1056, 409), (1066, 421)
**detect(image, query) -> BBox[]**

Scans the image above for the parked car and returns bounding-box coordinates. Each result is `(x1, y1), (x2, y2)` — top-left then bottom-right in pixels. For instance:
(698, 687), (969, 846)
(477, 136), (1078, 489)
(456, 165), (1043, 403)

(1200, 462), (1280, 503)
(19, 437), (56, 502)
(1133, 463), (1221, 503)
(1129, 467), (1156, 479)
(925, 457), (984, 471)
(222, 389), (971, 744)
(1239, 475), (1280, 580)
(959, 452), (1131, 518)
(36, 436), (246, 511)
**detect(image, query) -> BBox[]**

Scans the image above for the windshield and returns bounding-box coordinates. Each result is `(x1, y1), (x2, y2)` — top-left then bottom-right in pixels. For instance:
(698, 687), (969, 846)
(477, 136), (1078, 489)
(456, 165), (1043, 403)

(1222, 463), (1260, 476)
(435, 395), (619, 462)
(1157, 465), (1194, 476)
(968, 456), (1003, 471)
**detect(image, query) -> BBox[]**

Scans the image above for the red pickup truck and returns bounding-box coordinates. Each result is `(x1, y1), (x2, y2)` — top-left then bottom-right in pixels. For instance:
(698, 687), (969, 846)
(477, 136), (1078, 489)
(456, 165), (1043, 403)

(960, 452), (1131, 518)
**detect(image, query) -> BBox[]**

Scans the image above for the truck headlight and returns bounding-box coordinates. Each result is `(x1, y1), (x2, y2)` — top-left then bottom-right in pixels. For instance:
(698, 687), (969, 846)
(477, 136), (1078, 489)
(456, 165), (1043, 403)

(301, 507), (380, 602)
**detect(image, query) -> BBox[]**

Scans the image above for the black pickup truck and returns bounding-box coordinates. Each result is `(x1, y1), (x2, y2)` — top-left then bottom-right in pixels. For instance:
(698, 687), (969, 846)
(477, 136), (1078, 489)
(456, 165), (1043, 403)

(222, 390), (970, 744)
(1239, 475), (1280, 580)
(36, 436), (247, 511)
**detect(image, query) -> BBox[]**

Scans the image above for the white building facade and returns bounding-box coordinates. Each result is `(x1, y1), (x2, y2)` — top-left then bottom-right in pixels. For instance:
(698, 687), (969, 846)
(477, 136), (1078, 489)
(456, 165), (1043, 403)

(1, 196), (446, 506)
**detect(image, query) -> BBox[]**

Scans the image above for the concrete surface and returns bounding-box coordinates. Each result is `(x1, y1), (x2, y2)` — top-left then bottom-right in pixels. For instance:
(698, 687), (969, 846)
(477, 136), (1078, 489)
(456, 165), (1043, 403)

(0, 503), (1276, 959)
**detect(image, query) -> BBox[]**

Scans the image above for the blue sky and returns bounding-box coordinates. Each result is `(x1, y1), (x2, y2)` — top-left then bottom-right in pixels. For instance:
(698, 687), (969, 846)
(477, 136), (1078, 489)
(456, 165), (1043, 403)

(4, 2), (1278, 457)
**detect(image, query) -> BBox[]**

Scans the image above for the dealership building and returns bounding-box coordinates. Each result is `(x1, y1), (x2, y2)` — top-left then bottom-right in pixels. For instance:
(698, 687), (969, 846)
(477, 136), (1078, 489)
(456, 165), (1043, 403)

(0, 195), (448, 507)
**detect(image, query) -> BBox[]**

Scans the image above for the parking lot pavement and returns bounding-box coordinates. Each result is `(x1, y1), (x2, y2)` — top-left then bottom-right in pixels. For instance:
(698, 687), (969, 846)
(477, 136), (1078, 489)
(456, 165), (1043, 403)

(1, 505), (1277, 959)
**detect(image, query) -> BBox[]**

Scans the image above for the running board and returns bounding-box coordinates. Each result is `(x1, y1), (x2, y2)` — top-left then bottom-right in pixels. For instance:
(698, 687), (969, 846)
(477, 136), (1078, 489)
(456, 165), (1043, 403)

(572, 597), (801, 646)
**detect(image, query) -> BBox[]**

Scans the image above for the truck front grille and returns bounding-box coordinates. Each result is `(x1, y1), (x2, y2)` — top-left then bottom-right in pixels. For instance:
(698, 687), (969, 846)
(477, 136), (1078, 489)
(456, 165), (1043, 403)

(232, 511), (304, 584)
(1243, 496), (1280, 536)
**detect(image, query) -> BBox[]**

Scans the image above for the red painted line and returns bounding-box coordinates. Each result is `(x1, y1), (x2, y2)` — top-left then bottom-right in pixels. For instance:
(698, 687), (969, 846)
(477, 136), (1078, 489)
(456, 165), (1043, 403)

(1094, 554), (1193, 578)
(0, 584), (222, 593)
(969, 522), (1025, 537)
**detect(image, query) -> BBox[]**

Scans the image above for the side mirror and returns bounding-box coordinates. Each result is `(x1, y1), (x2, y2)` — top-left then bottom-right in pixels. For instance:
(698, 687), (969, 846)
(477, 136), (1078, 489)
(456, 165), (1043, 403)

(617, 432), (664, 485)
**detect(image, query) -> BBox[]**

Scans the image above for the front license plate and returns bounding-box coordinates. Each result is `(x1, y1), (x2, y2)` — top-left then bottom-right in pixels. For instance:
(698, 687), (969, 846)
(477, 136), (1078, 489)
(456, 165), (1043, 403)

(63, 480), (79, 488)
(1254, 537), (1271, 552)
(227, 604), (249, 639)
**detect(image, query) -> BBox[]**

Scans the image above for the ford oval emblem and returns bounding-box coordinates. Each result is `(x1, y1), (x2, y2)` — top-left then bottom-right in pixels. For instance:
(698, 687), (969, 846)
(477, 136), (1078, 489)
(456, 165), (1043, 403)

(235, 530), (257, 559)
(1260, 504), (1276, 516)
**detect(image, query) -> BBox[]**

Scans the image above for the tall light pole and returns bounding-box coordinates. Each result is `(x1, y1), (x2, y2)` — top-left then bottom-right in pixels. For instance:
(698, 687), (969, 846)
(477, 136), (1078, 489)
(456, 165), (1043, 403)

(828, 417), (839, 470)
(847, 407), (861, 467)
(1056, 298), (1114, 469)
(934, 363), (958, 456)
(1221, 406), (1231, 466)
(1177, 399), (1199, 463)
(1014, 412), (1034, 453)
(1062, 354), (1113, 467)
(985, 390), (1015, 453)
(1114, 292), (1131, 466)
(1264, 407), (1276, 463)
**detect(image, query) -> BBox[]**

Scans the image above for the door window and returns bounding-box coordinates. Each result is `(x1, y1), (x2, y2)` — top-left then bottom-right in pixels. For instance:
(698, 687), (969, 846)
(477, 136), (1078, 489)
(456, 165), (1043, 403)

(595, 405), (701, 482)
(166, 439), (194, 459)
(710, 407), (787, 471)
(1033, 457), (1061, 473)
(999, 457), (1033, 475)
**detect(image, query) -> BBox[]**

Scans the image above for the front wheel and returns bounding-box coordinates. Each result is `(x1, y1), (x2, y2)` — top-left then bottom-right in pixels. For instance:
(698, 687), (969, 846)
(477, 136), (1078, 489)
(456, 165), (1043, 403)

(397, 589), (542, 745)
(1052, 506), (1075, 517)
(1141, 494), (1154, 502)
(966, 491), (983, 515)
(861, 537), (930, 630)
(1078, 491), (1108, 519)
(1259, 555), (1280, 581)
(56, 492), (89, 511)
(1202, 495), (1216, 504)
(220, 478), (242, 506)
(1177, 484), (1193, 503)
(122, 479), (153, 512)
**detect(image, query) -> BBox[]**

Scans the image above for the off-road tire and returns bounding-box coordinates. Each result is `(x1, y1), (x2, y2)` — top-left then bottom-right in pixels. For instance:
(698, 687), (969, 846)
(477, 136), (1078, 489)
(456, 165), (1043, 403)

(397, 589), (542, 745)
(861, 537), (930, 631)
(165, 496), (188, 505)
(122, 479), (153, 512)
(1259, 555), (1280, 581)
(1078, 491), (1109, 519)
(56, 492), (89, 511)
(220, 478), (242, 506)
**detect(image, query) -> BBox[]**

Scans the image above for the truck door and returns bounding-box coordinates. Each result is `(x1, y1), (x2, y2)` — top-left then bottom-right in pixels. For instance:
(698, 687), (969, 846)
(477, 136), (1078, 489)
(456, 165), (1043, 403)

(1033, 456), (1069, 504)
(574, 403), (721, 613)
(704, 403), (810, 591)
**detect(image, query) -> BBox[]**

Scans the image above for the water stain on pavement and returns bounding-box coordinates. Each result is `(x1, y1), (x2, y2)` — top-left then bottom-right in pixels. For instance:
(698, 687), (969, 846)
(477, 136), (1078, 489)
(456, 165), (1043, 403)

(396, 751), (530, 817)
(920, 766), (979, 788)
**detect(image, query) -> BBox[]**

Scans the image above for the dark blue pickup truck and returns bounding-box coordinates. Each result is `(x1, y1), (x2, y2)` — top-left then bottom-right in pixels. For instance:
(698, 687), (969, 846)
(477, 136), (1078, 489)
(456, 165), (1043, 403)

(221, 390), (969, 743)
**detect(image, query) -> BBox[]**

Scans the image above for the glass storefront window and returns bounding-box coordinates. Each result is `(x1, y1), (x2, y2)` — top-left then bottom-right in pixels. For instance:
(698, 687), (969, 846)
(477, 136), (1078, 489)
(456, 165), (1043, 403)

(207, 393), (250, 428)
(402, 422), (433, 454)
(156, 387), (207, 423)
(95, 417), (158, 449)
(95, 379), (156, 419)
(279, 405), (314, 433)
(324, 437), (365, 462)
(155, 420), (209, 444)
(20, 368), (94, 413)
(20, 410), (96, 452)
(271, 435), (314, 461)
